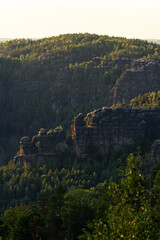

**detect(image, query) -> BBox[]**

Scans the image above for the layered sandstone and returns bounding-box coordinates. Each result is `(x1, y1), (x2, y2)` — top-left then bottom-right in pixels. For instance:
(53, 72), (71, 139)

(151, 139), (160, 165)
(14, 127), (68, 165)
(109, 59), (160, 105)
(71, 106), (160, 155)
(14, 106), (160, 165)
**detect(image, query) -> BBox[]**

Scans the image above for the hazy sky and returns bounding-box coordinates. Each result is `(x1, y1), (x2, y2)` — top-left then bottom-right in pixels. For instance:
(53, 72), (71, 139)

(0, 0), (160, 39)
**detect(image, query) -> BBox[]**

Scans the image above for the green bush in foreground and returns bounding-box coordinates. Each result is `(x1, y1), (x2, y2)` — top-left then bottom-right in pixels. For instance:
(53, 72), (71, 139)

(80, 152), (160, 240)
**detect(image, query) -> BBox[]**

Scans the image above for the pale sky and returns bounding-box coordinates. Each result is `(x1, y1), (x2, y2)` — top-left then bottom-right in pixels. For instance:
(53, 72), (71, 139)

(0, 0), (160, 39)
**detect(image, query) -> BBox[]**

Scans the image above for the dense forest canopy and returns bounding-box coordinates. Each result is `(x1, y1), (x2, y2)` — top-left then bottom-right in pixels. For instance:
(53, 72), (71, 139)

(1, 151), (160, 239)
(0, 33), (160, 61)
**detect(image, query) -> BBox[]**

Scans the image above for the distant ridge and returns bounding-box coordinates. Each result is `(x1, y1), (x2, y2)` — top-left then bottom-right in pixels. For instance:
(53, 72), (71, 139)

(0, 37), (160, 44)
(0, 38), (13, 42)
(146, 39), (160, 44)
(0, 38), (38, 42)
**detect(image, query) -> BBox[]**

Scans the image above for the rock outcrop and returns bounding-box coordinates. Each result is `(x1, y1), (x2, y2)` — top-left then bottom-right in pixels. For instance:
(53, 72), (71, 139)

(14, 127), (68, 165)
(151, 139), (160, 164)
(109, 59), (160, 105)
(20, 136), (37, 155)
(2, 56), (160, 166)
(71, 106), (160, 156)
(14, 106), (160, 165)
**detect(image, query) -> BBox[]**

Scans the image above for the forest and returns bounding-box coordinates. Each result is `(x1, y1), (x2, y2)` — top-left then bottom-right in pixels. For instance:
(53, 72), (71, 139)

(0, 33), (160, 165)
(1, 34), (160, 239)
(1, 150), (160, 239)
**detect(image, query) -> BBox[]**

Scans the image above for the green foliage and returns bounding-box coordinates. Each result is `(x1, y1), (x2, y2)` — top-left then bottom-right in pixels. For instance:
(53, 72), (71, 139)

(47, 183), (65, 239)
(62, 189), (95, 240)
(1, 142), (151, 212)
(112, 91), (160, 111)
(55, 125), (63, 130)
(0, 158), (100, 211)
(80, 152), (160, 239)
(2, 151), (160, 239)
(85, 116), (91, 126)
(1, 34), (159, 61)
(130, 91), (160, 108)
(111, 101), (123, 108)
(2, 205), (46, 240)
(0, 34), (160, 164)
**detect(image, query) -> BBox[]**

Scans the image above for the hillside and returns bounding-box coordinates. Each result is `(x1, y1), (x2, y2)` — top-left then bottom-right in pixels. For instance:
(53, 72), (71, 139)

(0, 38), (13, 42)
(2, 151), (160, 240)
(2, 103), (160, 212)
(1, 37), (160, 238)
(2, 102), (160, 239)
(0, 33), (160, 165)
(146, 39), (160, 44)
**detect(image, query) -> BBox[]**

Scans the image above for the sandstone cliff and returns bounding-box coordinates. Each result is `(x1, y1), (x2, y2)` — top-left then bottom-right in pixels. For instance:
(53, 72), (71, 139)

(109, 59), (160, 105)
(14, 106), (160, 164)
(71, 106), (160, 156)
(0, 57), (129, 165)
(14, 127), (68, 165)
(2, 57), (160, 165)
(151, 139), (160, 165)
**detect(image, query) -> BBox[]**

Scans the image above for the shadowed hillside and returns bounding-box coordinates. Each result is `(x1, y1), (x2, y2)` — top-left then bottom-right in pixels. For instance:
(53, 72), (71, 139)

(0, 33), (160, 164)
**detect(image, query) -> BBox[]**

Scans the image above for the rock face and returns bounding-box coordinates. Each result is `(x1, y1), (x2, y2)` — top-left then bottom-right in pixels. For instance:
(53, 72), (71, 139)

(14, 106), (160, 164)
(0, 57), (130, 165)
(71, 106), (160, 156)
(14, 127), (68, 165)
(109, 59), (160, 105)
(2, 57), (160, 166)
(20, 136), (37, 155)
(151, 140), (160, 164)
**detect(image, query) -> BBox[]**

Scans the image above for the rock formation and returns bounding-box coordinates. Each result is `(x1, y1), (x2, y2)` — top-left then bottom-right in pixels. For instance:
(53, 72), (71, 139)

(2, 56), (160, 166)
(109, 59), (160, 105)
(151, 139), (160, 165)
(14, 127), (68, 165)
(14, 106), (160, 164)
(71, 106), (160, 156)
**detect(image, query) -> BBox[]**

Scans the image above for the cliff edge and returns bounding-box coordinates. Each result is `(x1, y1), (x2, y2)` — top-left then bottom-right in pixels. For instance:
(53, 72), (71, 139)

(109, 58), (160, 105)
(14, 106), (160, 164)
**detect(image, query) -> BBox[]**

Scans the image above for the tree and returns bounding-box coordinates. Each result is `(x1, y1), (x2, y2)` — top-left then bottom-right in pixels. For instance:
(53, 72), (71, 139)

(63, 188), (95, 240)
(47, 183), (65, 240)
(3, 205), (46, 240)
(80, 152), (160, 239)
